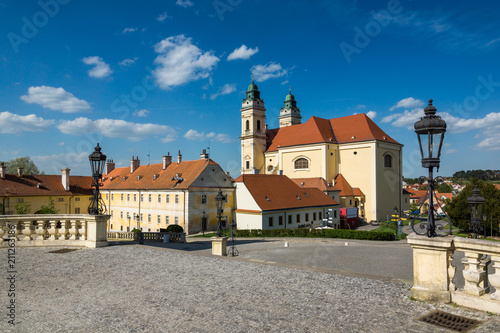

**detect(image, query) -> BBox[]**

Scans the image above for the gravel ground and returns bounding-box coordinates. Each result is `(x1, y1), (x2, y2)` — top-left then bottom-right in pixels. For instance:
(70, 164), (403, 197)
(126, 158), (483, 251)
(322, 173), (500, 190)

(0, 245), (498, 333)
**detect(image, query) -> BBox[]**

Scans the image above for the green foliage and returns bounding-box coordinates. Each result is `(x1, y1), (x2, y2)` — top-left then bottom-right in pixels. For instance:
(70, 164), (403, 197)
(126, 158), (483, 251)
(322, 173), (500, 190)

(444, 181), (500, 235)
(234, 228), (395, 241)
(15, 201), (31, 214)
(131, 228), (141, 233)
(409, 203), (419, 213)
(436, 183), (453, 193)
(38, 197), (58, 214)
(452, 169), (500, 181)
(403, 177), (419, 185)
(165, 225), (184, 233)
(419, 184), (427, 191)
(5, 156), (43, 175)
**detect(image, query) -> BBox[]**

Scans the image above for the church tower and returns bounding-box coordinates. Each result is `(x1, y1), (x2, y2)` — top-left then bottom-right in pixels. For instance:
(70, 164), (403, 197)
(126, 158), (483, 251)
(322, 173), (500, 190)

(278, 89), (302, 128)
(240, 79), (267, 174)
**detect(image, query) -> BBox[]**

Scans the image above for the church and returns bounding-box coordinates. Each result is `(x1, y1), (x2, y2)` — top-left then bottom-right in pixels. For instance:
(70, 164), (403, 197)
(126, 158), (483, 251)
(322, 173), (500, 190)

(239, 80), (403, 222)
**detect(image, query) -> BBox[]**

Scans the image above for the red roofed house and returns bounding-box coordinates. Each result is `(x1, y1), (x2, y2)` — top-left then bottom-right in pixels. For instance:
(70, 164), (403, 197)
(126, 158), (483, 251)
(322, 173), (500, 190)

(101, 150), (234, 234)
(235, 174), (340, 230)
(240, 81), (403, 222)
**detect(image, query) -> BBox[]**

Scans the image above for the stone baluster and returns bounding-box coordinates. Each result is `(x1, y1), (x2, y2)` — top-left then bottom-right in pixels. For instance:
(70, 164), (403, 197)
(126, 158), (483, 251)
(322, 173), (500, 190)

(448, 251), (456, 292)
(18, 220), (34, 241)
(479, 256), (491, 294)
(462, 252), (487, 296)
(58, 220), (68, 240)
(68, 220), (78, 240)
(0, 223), (4, 245)
(489, 255), (500, 300)
(47, 220), (58, 241)
(78, 220), (87, 241)
(32, 220), (46, 240)
(11, 222), (22, 241)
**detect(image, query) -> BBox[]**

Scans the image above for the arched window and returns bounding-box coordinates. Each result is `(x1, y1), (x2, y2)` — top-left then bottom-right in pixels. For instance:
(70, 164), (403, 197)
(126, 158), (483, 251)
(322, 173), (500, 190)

(384, 154), (392, 168)
(294, 158), (309, 169)
(257, 120), (261, 131)
(245, 120), (250, 130)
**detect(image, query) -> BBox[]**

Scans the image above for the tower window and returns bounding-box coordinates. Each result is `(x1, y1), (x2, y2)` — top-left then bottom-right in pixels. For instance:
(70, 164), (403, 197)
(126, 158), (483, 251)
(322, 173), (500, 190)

(294, 158), (309, 169)
(245, 120), (250, 130)
(384, 154), (392, 168)
(257, 120), (261, 131)
(246, 161), (250, 169)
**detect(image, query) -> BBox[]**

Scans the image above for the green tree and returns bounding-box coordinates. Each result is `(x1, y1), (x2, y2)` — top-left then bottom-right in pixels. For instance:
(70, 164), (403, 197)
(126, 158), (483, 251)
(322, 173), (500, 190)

(436, 183), (453, 193)
(38, 198), (58, 214)
(15, 201), (31, 214)
(5, 157), (43, 175)
(409, 203), (419, 213)
(444, 182), (500, 235)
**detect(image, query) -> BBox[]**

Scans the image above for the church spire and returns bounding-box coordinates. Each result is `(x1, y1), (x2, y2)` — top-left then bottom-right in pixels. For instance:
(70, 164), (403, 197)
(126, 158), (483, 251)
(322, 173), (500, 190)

(279, 87), (301, 128)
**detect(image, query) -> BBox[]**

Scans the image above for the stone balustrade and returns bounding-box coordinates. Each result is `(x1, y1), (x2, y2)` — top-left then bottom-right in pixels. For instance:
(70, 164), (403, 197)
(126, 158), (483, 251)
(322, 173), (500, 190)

(408, 233), (500, 314)
(107, 231), (186, 243)
(0, 214), (110, 248)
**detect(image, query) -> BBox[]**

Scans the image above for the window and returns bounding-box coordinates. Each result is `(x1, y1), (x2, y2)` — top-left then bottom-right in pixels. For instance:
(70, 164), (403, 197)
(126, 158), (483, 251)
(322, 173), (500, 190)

(134, 194), (137, 202)
(105, 194), (108, 200)
(127, 194), (130, 201)
(288, 215), (292, 224)
(111, 211), (114, 217)
(313, 212), (317, 220)
(126, 212), (130, 219)
(350, 199), (352, 205)
(127, 227), (130, 232)
(121, 194), (124, 201)
(257, 120), (261, 131)
(294, 158), (309, 169)
(75, 197), (80, 202)
(305, 213), (309, 222)
(268, 216), (273, 227)
(148, 214), (151, 222)
(175, 195), (179, 204)
(201, 195), (207, 204)
(174, 216), (179, 225)
(75, 208), (80, 214)
(384, 154), (392, 168)
(334, 210), (337, 218)
(140, 214), (143, 222)
(166, 195), (170, 203)
(120, 226), (123, 231)
(148, 194), (152, 202)
(165, 216), (169, 225)
(157, 215), (161, 224)
(319, 212), (322, 220)
(296, 214), (300, 223)
(245, 119), (250, 130)
(148, 228), (151, 232)
(58, 198), (64, 202)
(111, 194), (114, 201)
(141, 194), (144, 202)
(111, 224), (113, 230)
(246, 161), (250, 169)
(278, 216), (283, 226)
(120, 212), (123, 219)
(158, 194), (161, 203)
(405, 198), (408, 203)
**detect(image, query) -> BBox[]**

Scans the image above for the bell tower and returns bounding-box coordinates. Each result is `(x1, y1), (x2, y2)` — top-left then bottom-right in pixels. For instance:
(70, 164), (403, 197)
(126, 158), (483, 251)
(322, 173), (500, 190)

(240, 78), (266, 175)
(279, 88), (302, 128)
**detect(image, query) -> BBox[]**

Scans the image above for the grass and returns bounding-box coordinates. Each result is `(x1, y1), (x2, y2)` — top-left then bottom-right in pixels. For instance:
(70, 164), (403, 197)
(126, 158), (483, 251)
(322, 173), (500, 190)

(371, 220), (407, 239)
(190, 230), (230, 238)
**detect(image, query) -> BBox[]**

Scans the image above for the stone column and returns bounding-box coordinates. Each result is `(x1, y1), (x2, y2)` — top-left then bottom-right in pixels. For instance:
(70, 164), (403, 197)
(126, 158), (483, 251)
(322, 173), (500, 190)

(407, 233), (454, 303)
(211, 236), (228, 256)
(58, 219), (68, 241)
(47, 220), (58, 241)
(18, 220), (33, 241)
(68, 220), (78, 240)
(85, 215), (110, 248)
(32, 220), (46, 241)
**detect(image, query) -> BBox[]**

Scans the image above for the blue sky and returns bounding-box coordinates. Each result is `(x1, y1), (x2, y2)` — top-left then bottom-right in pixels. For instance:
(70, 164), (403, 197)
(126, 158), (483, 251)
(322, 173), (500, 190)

(1, 0), (499, 178)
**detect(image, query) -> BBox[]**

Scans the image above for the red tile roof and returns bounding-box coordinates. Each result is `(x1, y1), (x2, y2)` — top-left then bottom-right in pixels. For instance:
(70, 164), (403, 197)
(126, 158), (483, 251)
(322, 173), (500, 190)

(334, 174), (354, 197)
(266, 114), (400, 151)
(352, 188), (364, 196)
(235, 174), (338, 212)
(291, 177), (340, 192)
(102, 159), (222, 190)
(0, 174), (92, 197)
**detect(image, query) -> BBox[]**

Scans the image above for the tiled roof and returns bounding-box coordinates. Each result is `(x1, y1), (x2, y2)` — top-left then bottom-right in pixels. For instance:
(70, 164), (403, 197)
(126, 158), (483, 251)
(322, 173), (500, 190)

(402, 189), (412, 195)
(352, 188), (364, 196)
(334, 174), (354, 197)
(291, 177), (340, 192)
(266, 114), (400, 151)
(102, 159), (221, 190)
(494, 184), (500, 191)
(235, 174), (338, 212)
(0, 174), (92, 197)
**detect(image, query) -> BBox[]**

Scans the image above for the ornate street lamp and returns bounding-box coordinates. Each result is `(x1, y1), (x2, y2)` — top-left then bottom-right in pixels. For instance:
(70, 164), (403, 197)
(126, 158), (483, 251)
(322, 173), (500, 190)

(215, 188), (226, 237)
(412, 99), (449, 237)
(88, 143), (107, 215)
(467, 185), (485, 239)
(228, 219), (239, 257)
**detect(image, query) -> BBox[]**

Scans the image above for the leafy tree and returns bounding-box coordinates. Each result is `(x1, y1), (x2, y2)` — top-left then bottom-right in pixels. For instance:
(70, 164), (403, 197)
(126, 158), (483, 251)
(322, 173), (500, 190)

(419, 184), (428, 191)
(444, 181), (500, 235)
(15, 201), (31, 214)
(5, 157), (44, 175)
(409, 203), (419, 213)
(436, 183), (453, 193)
(38, 198), (58, 214)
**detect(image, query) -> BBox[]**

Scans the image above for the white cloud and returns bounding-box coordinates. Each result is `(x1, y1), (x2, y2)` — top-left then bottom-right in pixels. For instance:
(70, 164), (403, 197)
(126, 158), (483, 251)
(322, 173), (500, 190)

(356, 104), (366, 110)
(119, 57), (138, 67)
(389, 97), (424, 111)
(0, 111), (54, 133)
(366, 111), (377, 119)
(210, 83), (236, 100)
(33, 152), (89, 175)
(122, 27), (137, 34)
(227, 45), (259, 61)
(176, 0), (194, 8)
(156, 12), (170, 21)
(82, 56), (113, 79)
(57, 117), (177, 142)
(133, 109), (150, 117)
(20, 86), (92, 113)
(184, 129), (233, 143)
(445, 149), (458, 154)
(153, 35), (219, 90)
(251, 62), (287, 82)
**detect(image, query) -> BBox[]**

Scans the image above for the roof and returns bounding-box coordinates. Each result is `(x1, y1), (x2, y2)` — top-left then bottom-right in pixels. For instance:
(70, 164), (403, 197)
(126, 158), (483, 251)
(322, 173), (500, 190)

(291, 177), (340, 192)
(235, 174), (338, 212)
(352, 188), (364, 196)
(266, 114), (400, 151)
(495, 184), (500, 191)
(402, 189), (412, 195)
(0, 174), (92, 197)
(102, 158), (222, 190)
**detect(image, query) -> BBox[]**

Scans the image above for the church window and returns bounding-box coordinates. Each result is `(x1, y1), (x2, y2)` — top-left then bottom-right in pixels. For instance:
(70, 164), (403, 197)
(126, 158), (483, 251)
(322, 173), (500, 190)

(257, 120), (261, 131)
(245, 120), (250, 130)
(384, 154), (392, 168)
(246, 161), (250, 169)
(294, 158), (309, 169)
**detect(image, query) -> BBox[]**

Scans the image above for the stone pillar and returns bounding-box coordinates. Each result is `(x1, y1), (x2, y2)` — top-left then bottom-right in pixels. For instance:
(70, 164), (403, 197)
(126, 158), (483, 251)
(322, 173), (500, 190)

(18, 220), (33, 241)
(58, 219), (68, 241)
(489, 255), (500, 300)
(211, 236), (228, 256)
(68, 220), (78, 240)
(85, 215), (110, 248)
(407, 233), (454, 303)
(47, 220), (58, 241)
(32, 220), (46, 241)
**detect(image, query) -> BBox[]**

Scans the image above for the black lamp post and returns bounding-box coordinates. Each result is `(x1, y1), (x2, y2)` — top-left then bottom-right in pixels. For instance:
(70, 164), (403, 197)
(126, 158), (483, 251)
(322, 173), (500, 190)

(467, 185), (485, 239)
(215, 188), (226, 237)
(413, 99), (447, 237)
(88, 143), (107, 215)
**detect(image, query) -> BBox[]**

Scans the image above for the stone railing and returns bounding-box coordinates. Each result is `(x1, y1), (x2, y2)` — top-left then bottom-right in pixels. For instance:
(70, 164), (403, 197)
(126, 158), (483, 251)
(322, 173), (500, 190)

(408, 233), (500, 314)
(0, 214), (110, 248)
(107, 231), (186, 243)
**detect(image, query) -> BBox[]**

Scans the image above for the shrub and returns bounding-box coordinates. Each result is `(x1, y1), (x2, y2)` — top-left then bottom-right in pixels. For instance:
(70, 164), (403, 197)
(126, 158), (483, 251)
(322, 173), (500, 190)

(234, 228), (395, 241)
(131, 228), (141, 233)
(166, 225), (184, 233)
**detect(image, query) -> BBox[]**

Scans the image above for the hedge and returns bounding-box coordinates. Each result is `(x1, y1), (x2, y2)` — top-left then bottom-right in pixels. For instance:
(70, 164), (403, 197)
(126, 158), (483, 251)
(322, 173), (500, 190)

(234, 228), (395, 241)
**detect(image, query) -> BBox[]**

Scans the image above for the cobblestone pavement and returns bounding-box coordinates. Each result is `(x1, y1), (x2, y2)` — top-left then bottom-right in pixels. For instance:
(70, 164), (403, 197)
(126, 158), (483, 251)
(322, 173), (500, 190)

(1, 244), (499, 333)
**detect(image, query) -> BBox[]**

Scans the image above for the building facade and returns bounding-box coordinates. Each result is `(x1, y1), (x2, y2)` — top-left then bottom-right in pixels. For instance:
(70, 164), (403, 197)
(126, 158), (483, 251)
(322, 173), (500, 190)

(240, 82), (403, 222)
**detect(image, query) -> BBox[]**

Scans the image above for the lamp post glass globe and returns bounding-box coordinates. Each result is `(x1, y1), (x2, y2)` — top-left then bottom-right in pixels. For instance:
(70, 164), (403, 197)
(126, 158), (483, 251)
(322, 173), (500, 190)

(88, 143), (107, 215)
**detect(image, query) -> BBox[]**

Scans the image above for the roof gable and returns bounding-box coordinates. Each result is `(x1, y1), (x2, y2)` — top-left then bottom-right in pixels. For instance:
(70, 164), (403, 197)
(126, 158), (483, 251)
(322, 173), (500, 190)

(334, 174), (354, 197)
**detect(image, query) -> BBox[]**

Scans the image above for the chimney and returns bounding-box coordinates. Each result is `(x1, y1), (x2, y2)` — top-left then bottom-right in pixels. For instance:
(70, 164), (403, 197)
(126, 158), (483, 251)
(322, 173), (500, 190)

(177, 150), (182, 164)
(226, 171), (230, 177)
(163, 153), (172, 170)
(0, 162), (5, 179)
(130, 156), (140, 174)
(17, 167), (23, 177)
(200, 149), (209, 159)
(105, 159), (115, 175)
(61, 168), (70, 191)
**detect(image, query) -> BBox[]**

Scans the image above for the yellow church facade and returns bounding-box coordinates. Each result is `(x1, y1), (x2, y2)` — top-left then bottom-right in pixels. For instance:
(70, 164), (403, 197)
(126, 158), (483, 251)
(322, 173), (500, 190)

(240, 81), (403, 222)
